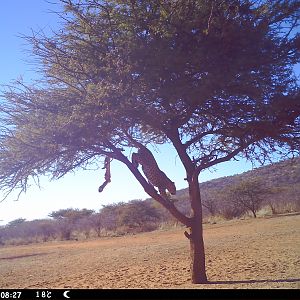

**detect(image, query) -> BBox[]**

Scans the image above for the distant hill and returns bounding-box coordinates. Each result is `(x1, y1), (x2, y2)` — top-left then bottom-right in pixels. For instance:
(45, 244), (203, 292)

(165, 157), (300, 216)
(205, 156), (299, 192)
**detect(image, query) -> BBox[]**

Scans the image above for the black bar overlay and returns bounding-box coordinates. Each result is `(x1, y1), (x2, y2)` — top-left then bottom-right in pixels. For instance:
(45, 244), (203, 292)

(0, 288), (297, 300)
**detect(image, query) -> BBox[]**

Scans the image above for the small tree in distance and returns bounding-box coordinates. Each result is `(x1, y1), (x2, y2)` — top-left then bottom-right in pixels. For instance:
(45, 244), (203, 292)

(89, 213), (103, 237)
(201, 189), (220, 217)
(7, 218), (26, 227)
(117, 200), (161, 232)
(0, 0), (299, 283)
(49, 208), (94, 240)
(225, 178), (268, 218)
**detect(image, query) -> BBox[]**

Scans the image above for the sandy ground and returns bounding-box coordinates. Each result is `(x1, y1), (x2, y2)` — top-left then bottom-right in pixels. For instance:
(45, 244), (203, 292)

(0, 213), (299, 289)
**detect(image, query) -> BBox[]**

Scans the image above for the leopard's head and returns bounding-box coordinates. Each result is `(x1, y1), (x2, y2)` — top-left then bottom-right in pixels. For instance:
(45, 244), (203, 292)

(167, 181), (176, 195)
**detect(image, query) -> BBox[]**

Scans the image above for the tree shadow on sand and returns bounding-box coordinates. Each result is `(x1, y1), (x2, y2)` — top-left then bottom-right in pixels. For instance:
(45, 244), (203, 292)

(0, 253), (50, 260)
(208, 278), (300, 285)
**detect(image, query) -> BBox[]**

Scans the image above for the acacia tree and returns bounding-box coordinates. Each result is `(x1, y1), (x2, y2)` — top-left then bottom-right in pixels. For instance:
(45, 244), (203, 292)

(89, 212), (103, 237)
(49, 208), (94, 240)
(201, 188), (220, 216)
(0, 0), (299, 283)
(226, 178), (268, 218)
(117, 199), (161, 231)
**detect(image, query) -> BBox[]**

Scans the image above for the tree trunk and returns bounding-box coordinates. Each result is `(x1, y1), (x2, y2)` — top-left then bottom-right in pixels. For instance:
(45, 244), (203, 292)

(269, 203), (277, 215)
(188, 177), (208, 283)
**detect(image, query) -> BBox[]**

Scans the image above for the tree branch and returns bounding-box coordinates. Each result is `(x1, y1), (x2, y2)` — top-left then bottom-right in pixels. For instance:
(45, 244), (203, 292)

(115, 150), (192, 227)
(183, 129), (219, 150)
(194, 142), (251, 176)
(166, 129), (194, 177)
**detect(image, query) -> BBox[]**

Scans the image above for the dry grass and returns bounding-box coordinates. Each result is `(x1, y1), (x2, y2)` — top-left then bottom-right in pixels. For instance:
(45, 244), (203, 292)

(0, 213), (299, 289)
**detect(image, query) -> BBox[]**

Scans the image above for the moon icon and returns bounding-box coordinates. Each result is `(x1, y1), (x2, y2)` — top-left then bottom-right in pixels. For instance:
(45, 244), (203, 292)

(63, 290), (71, 299)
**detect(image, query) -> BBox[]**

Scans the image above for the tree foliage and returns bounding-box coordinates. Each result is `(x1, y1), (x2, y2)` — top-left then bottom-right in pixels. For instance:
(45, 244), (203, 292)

(0, 0), (299, 200)
(7, 218), (26, 227)
(49, 208), (94, 221)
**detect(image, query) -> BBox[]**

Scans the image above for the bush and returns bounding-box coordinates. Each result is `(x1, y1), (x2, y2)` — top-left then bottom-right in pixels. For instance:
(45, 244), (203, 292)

(117, 200), (161, 231)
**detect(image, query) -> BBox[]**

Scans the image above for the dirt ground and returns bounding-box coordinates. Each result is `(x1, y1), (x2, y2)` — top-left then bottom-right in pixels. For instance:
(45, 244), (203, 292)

(0, 213), (299, 289)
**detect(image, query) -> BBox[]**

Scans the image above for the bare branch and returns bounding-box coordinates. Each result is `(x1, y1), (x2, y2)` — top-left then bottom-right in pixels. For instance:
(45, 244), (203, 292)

(194, 141), (252, 176)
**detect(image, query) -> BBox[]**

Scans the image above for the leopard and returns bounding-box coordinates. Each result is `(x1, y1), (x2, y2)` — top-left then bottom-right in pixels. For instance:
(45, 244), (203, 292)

(132, 143), (176, 198)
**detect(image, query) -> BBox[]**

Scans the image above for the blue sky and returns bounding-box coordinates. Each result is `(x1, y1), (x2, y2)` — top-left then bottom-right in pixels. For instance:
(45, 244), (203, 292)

(0, 1), (298, 225)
